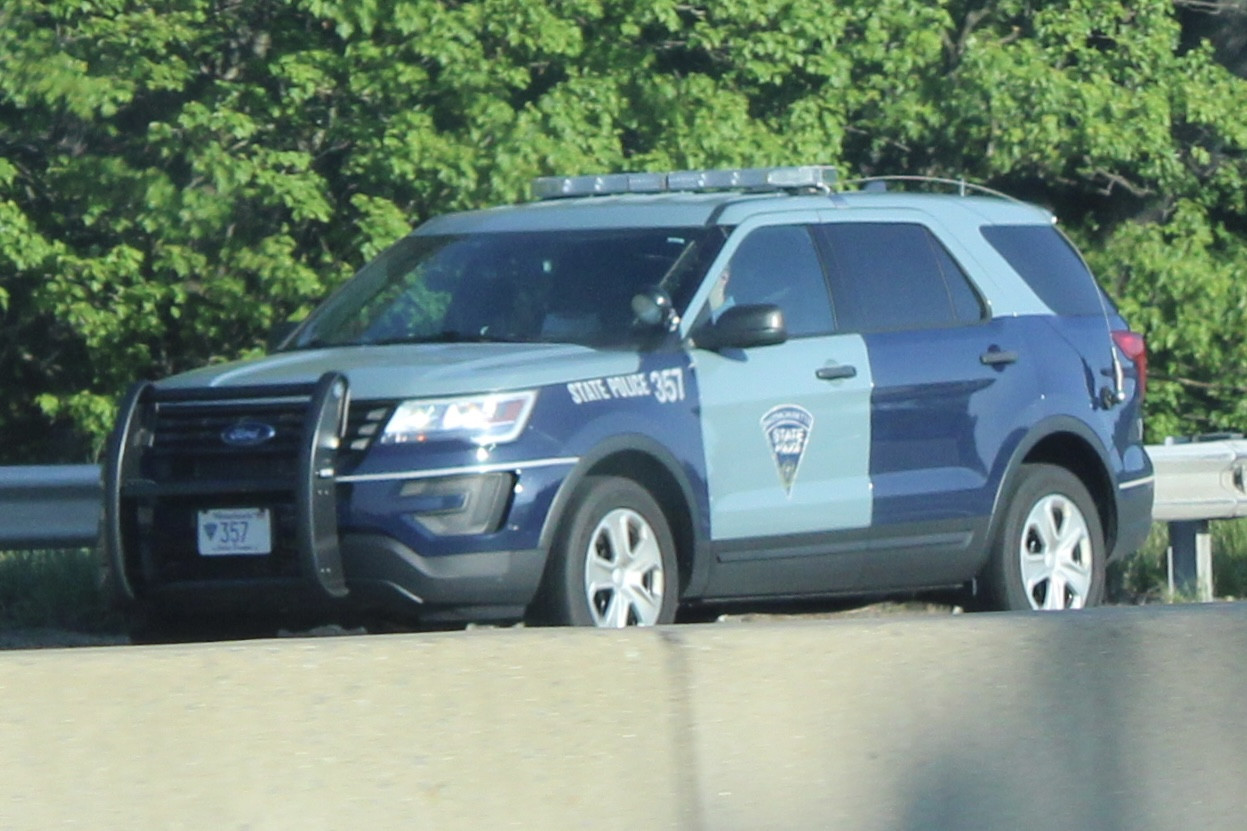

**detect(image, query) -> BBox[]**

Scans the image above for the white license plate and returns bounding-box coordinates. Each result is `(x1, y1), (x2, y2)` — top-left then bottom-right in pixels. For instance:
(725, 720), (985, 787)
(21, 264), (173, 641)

(197, 508), (272, 556)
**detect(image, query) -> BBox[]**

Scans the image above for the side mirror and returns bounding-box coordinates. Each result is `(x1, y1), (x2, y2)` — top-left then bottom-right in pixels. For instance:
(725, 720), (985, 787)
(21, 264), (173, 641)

(692, 304), (787, 351)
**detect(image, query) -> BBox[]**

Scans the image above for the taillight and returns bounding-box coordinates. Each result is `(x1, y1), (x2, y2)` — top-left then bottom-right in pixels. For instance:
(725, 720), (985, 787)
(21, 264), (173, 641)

(1112, 330), (1147, 398)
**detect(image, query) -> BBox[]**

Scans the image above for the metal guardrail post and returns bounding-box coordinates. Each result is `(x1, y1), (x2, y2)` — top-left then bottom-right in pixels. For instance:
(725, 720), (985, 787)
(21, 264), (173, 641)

(1167, 519), (1214, 602)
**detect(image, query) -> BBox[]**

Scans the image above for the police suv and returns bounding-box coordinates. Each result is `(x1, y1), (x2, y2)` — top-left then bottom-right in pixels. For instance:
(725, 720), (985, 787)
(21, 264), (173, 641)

(102, 166), (1154, 635)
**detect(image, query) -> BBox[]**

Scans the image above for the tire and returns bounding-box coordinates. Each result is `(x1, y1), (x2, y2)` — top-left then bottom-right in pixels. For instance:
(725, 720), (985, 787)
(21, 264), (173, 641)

(984, 463), (1106, 611)
(531, 476), (679, 627)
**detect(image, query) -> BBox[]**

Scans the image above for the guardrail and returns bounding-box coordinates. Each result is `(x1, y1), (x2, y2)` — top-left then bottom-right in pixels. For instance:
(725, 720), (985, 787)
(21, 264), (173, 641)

(0, 464), (100, 551)
(1, 441), (1243, 599)
(1148, 435), (1247, 601)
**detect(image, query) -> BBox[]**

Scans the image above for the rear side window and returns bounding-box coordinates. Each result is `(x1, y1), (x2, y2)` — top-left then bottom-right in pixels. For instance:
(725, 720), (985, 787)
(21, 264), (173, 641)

(816, 223), (984, 333)
(981, 225), (1106, 316)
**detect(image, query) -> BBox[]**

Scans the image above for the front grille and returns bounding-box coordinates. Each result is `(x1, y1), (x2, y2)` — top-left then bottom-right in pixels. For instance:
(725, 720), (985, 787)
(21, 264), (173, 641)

(145, 398), (305, 483)
(152, 400), (306, 455)
(139, 397), (393, 483)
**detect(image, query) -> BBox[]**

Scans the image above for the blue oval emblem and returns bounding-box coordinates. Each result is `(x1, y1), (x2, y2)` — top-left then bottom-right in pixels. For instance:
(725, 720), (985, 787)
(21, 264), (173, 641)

(221, 420), (277, 447)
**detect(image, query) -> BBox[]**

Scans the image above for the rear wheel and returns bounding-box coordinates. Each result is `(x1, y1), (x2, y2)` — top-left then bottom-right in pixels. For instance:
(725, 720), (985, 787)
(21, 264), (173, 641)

(985, 463), (1105, 611)
(531, 476), (678, 627)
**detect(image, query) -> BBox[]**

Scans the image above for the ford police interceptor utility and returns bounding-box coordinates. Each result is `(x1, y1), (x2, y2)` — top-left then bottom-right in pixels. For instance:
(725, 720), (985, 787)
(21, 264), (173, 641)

(101, 165), (1154, 637)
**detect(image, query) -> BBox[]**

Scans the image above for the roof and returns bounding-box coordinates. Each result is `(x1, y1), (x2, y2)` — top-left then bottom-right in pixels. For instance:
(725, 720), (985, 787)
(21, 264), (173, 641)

(415, 183), (1054, 236)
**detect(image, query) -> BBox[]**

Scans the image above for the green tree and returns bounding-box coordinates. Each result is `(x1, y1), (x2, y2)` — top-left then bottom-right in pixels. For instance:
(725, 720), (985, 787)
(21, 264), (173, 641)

(1, 0), (1245, 461)
(1, 0), (341, 458)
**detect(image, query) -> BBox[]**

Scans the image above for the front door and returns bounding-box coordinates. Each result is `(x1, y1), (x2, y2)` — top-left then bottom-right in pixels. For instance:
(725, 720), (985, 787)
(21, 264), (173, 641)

(688, 218), (874, 594)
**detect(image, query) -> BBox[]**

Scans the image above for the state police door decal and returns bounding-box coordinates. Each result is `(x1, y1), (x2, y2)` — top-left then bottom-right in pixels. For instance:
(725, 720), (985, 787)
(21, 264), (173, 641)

(761, 404), (814, 496)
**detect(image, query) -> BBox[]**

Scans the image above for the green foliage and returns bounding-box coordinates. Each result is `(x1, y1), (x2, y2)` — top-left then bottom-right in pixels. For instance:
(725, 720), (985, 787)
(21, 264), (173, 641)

(1090, 202), (1247, 439)
(0, 549), (120, 632)
(1, 0), (1246, 459)
(1113, 518), (1247, 602)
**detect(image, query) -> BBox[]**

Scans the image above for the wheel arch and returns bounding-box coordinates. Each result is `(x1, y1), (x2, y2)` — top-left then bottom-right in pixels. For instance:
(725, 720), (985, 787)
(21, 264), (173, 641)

(990, 416), (1119, 558)
(538, 435), (706, 596)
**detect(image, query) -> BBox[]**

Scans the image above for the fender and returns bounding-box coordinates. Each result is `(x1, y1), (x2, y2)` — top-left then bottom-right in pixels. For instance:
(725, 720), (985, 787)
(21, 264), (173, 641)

(984, 414), (1117, 564)
(536, 433), (713, 598)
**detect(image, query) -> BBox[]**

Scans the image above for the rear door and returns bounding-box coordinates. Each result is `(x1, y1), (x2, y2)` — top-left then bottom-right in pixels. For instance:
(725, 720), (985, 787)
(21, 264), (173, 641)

(813, 217), (1037, 583)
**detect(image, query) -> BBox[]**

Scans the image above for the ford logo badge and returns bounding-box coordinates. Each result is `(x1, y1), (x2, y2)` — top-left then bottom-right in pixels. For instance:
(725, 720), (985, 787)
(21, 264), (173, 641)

(221, 420), (277, 447)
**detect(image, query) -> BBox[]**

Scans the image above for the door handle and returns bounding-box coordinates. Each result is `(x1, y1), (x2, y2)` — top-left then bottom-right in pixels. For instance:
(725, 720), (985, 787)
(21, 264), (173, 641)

(980, 349), (1018, 367)
(816, 364), (858, 381)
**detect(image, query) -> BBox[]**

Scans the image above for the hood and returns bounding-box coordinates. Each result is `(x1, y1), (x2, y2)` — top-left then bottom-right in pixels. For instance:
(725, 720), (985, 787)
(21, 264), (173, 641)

(157, 343), (650, 400)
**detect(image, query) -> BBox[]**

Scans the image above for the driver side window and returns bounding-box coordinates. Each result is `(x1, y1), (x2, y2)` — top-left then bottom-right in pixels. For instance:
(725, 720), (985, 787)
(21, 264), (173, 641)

(710, 225), (835, 338)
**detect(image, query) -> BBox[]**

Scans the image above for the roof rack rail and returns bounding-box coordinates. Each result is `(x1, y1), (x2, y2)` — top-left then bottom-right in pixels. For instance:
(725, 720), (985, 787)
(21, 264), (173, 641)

(841, 176), (1022, 203)
(532, 165), (837, 200)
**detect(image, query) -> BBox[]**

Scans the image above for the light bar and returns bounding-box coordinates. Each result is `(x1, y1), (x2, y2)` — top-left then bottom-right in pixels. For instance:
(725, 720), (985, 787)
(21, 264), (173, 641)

(532, 165), (837, 200)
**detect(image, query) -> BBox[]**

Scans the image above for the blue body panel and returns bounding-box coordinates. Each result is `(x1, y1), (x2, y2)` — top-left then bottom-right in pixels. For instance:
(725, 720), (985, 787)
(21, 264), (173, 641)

(866, 316), (1147, 561)
(864, 317), (1033, 526)
(338, 349), (708, 560)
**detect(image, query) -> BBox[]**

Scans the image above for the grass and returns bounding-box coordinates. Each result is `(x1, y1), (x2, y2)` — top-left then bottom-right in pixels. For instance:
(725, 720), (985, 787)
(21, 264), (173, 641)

(1109, 519), (1247, 604)
(0, 548), (122, 633)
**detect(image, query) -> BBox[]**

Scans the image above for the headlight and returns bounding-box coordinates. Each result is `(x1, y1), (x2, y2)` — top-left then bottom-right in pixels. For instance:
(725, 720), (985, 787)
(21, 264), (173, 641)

(379, 391), (537, 445)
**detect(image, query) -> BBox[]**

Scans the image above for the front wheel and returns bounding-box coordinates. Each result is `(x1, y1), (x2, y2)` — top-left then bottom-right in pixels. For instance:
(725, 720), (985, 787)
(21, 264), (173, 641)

(984, 464), (1106, 611)
(530, 476), (678, 627)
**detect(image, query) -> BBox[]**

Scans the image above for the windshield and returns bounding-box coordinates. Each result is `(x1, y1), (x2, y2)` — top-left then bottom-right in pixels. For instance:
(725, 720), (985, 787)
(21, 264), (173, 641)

(288, 227), (725, 350)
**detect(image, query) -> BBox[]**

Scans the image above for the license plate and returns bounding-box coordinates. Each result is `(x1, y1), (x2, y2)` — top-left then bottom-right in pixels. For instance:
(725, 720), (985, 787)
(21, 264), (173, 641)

(197, 508), (272, 556)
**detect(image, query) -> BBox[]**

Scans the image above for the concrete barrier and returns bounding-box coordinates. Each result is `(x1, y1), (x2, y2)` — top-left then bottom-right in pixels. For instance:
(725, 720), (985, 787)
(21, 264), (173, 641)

(2, 604), (1246, 830)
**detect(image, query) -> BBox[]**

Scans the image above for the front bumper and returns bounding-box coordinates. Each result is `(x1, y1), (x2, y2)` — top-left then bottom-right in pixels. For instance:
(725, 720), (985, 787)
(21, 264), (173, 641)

(338, 533), (546, 622)
(128, 536), (548, 626)
(103, 373), (559, 627)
